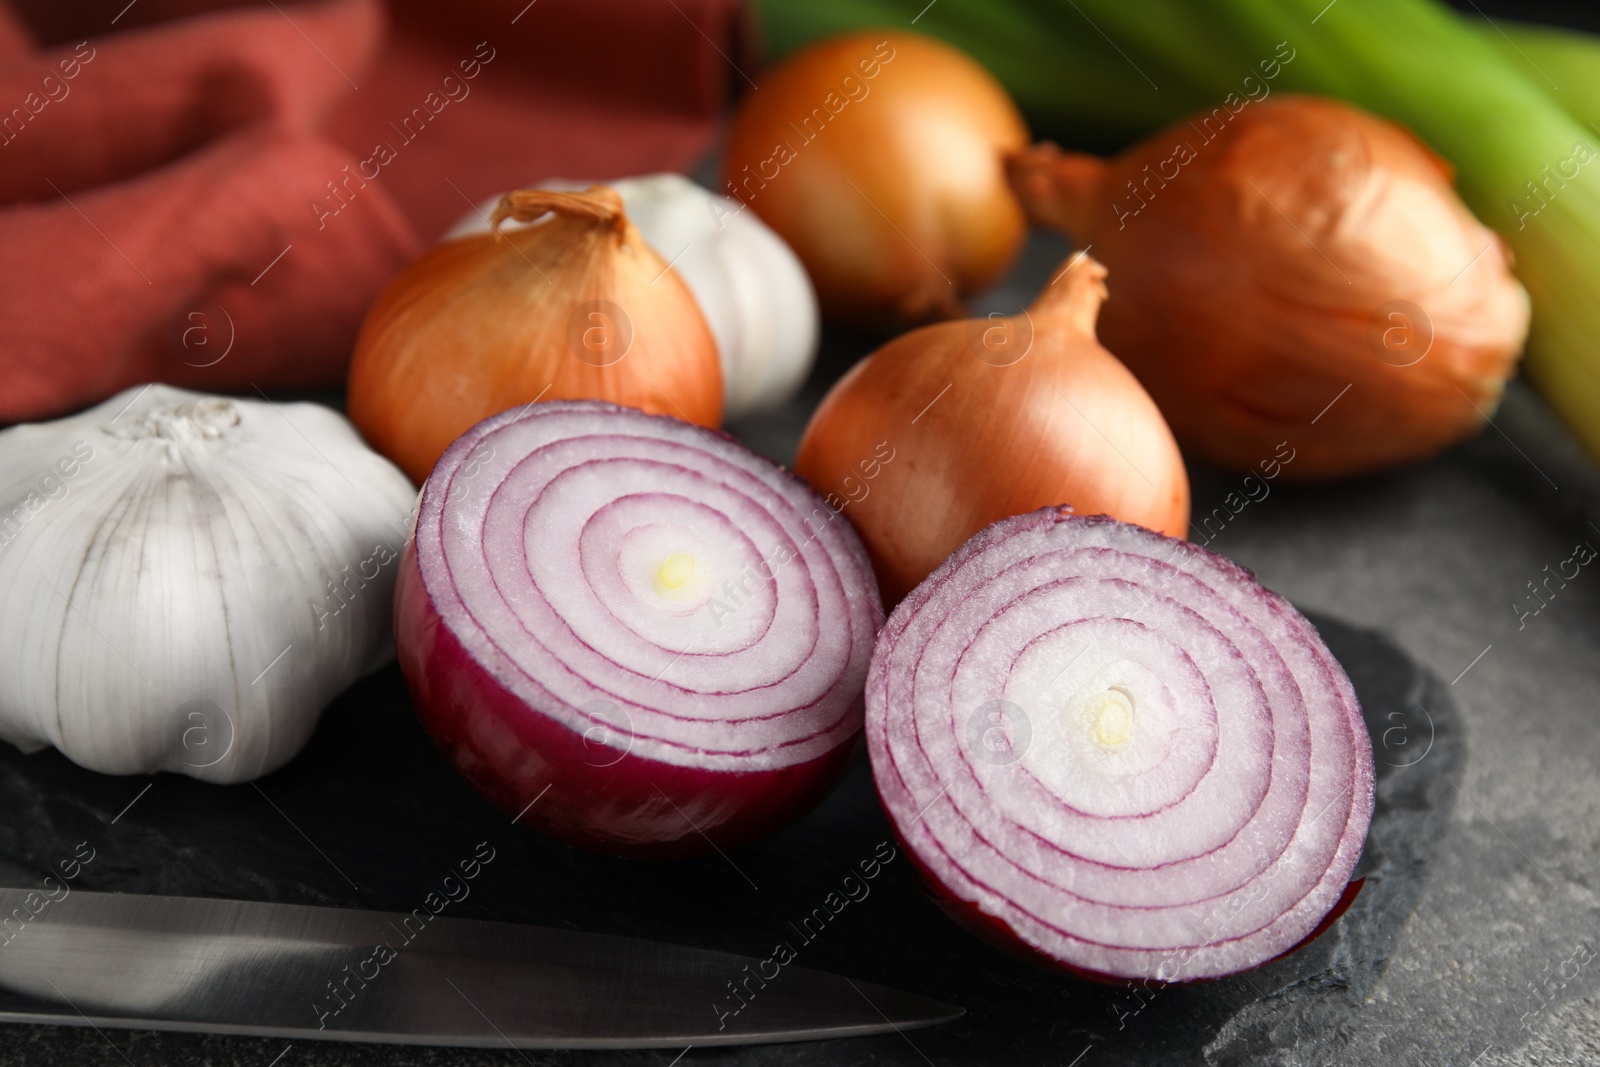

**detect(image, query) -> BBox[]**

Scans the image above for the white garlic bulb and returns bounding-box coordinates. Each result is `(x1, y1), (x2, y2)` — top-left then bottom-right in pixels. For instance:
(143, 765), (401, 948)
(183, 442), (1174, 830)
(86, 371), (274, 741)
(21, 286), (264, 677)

(445, 173), (820, 418)
(0, 385), (417, 783)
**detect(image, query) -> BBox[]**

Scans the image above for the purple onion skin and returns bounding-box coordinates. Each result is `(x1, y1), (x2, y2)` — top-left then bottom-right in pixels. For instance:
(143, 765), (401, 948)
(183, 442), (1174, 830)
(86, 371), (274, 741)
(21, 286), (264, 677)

(395, 543), (857, 858)
(887, 806), (1366, 986)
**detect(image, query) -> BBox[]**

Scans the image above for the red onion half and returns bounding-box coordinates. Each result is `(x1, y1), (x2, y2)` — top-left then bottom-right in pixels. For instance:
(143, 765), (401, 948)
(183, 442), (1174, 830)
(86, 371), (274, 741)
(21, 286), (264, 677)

(396, 401), (883, 856)
(867, 509), (1374, 981)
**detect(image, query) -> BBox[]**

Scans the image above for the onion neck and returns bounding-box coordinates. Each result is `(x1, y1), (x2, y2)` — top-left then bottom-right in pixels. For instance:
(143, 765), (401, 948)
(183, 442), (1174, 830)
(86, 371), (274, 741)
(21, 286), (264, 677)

(1028, 253), (1109, 337)
(491, 186), (629, 239)
(1004, 143), (1108, 239)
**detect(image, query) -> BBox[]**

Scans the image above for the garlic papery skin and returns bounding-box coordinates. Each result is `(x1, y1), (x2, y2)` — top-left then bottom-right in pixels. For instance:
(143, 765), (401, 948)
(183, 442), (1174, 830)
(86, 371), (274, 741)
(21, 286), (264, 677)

(0, 384), (418, 783)
(446, 173), (820, 418)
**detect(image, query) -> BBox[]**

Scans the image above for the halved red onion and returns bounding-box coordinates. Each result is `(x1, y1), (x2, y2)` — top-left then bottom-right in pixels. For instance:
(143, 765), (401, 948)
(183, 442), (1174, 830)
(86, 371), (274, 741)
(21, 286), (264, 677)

(396, 401), (883, 856)
(867, 508), (1374, 981)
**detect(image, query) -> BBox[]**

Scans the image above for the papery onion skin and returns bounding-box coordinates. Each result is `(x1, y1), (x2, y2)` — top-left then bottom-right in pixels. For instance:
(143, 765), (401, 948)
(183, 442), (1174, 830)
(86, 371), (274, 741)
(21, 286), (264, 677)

(721, 32), (1029, 328)
(444, 174), (821, 420)
(793, 256), (1188, 607)
(348, 187), (722, 484)
(1006, 95), (1530, 480)
(899, 840), (1367, 987)
(395, 400), (882, 857)
(866, 508), (1375, 982)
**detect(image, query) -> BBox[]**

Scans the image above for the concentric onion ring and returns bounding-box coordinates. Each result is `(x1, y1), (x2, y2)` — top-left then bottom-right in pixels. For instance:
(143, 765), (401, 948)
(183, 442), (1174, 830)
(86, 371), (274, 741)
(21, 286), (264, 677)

(867, 508), (1374, 980)
(396, 401), (883, 856)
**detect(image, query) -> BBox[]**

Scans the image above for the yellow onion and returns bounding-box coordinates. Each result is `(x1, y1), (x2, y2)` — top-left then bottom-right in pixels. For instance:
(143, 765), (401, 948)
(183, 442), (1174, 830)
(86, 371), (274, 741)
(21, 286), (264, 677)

(348, 187), (721, 483)
(721, 32), (1029, 329)
(794, 256), (1189, 606)
(1006, 95), (1530, 480)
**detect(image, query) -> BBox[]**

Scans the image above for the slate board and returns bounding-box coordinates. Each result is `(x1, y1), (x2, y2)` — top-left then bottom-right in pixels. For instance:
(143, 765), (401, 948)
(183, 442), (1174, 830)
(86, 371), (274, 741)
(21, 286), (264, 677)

(0, 605), (1460, 1066)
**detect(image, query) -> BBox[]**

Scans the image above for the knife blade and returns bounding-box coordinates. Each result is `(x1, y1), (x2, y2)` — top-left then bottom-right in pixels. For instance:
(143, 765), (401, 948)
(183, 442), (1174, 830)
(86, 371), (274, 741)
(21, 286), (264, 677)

(0, 888), (961, 1049)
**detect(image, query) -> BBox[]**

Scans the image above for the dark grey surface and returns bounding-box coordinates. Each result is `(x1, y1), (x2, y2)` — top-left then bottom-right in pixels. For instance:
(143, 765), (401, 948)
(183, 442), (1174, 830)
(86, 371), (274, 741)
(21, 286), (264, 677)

(1182, 387), (1600, 1067)
(0, 610), (1456, 1067)
(9, 222), (1599, 1066)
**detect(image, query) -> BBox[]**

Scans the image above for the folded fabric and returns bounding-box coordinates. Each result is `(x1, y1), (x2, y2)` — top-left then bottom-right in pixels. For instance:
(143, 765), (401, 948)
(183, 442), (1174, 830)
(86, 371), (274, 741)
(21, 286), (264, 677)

(0, 0), (751, 423)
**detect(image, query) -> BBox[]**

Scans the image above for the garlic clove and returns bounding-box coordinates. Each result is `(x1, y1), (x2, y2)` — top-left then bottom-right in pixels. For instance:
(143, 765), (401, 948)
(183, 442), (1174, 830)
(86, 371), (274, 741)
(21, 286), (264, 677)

(0, 384), (418, 783)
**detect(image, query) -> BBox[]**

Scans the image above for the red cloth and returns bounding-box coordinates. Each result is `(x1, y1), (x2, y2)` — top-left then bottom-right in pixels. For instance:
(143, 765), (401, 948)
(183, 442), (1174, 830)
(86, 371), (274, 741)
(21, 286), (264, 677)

(0, 0), (751, 422)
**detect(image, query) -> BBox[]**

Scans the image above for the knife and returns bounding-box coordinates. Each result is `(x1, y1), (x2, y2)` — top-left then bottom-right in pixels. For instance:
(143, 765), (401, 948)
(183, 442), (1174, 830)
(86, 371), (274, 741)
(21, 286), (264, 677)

(0, 886), (961, 1049)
